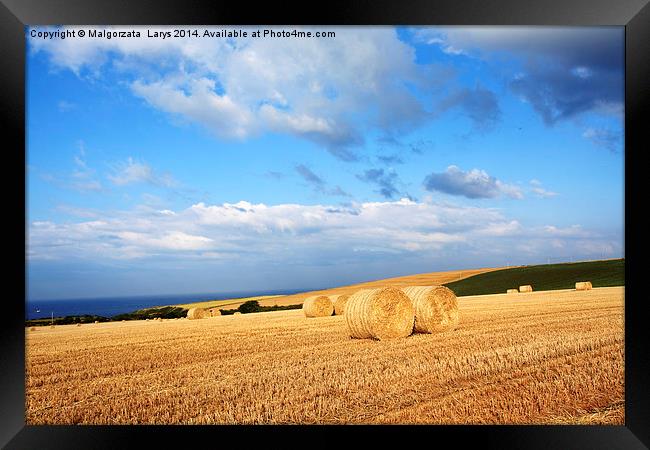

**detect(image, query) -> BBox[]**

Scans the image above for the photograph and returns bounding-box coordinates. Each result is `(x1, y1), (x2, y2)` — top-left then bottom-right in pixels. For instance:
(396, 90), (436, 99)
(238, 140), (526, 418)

(23, 24), (626, 426)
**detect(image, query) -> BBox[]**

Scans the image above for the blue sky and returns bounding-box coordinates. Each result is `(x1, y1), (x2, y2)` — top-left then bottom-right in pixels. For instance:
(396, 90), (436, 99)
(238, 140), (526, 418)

(26, 26), (624, 300)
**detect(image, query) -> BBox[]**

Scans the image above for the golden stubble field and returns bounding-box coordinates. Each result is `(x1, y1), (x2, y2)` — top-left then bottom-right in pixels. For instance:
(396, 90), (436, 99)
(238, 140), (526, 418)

(181, 266), (502, 310)
(25, 286), (624, 425)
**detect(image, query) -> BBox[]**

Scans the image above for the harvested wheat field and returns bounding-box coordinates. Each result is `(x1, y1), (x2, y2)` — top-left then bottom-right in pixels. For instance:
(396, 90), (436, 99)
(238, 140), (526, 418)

(25, 286), (624, 425)
(192, 266), (502, 311)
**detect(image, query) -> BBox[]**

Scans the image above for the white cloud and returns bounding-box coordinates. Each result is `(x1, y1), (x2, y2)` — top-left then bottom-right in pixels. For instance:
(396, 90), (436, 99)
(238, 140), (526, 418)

(30, 26), (446, 160)
(423, 165), (523, 199)
(542, 224), (591, 237)
(108, 157), (178, 187)
(115, 231), (213, 251)
(412, 27), (624, 126)
(531, 187), (559, 198)
(411, 29), (466, 55)
(131, 77), (254, 139)
(474, 220), (521, 236)
(582, 127), (622, 152)
(25, 198), (499, 261)
(529, 179), (559, 198)
(27, 198), (620, 266)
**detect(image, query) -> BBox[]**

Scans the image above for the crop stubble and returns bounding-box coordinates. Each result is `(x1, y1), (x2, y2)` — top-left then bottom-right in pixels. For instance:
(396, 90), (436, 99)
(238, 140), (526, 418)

(26, 287), (624, 424)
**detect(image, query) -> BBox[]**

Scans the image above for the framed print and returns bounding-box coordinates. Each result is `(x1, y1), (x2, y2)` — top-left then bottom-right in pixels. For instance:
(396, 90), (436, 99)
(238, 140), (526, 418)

(1, 0), (648, 447)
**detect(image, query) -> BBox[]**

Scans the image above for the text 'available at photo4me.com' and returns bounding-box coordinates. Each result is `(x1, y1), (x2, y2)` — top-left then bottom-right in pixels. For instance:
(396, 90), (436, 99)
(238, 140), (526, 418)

(29, 27), (337, 41)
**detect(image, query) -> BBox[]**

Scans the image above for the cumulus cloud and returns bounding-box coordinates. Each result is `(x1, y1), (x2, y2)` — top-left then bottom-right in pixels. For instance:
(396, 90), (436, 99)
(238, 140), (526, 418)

(114, 230), (213, 251)
(414, 27), (623, 126)
(31, 26), (447, 161)
(423, 165), (523, 199)
(27, 198), (621, 267)
(24, 198), (505, 261)
(131, 77), (254, 139)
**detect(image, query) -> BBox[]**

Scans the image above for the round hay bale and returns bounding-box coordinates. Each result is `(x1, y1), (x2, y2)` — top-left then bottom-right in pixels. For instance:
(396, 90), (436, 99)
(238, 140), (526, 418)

(77, 323), (82, 327)
(575, 281), (593, 290)
(506, 289), (519, 294)
(209, 308), (222, 317)
(233, 311), (242, 316)
(29, 327), (36, 331)
(187, 307), (209, 320)
(94, 320), (99, 324)
(330, 294), (351, 315)
(303, 295), (334, 317)
(401, 286), (459, 333)
(345, 287), (415, 340)
(519, 285), (533, 293)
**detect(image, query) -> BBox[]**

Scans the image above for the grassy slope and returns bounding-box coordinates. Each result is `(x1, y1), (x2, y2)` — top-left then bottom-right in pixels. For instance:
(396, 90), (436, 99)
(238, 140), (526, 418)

(444, 259), (624, 297)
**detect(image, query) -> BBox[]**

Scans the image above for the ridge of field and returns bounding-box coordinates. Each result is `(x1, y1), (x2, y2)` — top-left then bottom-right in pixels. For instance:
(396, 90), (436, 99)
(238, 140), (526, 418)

(26, 287), (624, 425)
(170, 266), (502, 311)
(173, 295), (283, 310)
(444, 259), (624, 297)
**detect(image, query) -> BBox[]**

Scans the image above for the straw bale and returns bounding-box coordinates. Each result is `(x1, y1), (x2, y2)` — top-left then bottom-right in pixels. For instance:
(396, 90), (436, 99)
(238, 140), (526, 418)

(345, 287), (415, 340)
(402, 285), (459, 333)
(330, 294), (351, 315)
(303, 295), (334, 317)
(187, 307), (209, 320)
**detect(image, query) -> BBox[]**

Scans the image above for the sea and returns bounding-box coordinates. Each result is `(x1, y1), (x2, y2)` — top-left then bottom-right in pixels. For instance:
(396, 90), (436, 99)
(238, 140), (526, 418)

(25, 288), (309, 320)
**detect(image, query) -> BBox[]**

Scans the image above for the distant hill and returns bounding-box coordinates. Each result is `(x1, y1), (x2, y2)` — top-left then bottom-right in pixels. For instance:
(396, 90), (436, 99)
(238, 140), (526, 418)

(219, 266), (502, 309)
(444, 259), (624, 297)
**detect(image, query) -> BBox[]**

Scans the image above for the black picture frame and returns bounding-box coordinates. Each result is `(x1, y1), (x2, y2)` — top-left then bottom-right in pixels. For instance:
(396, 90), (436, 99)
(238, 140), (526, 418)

(2, 0), (648, 448)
